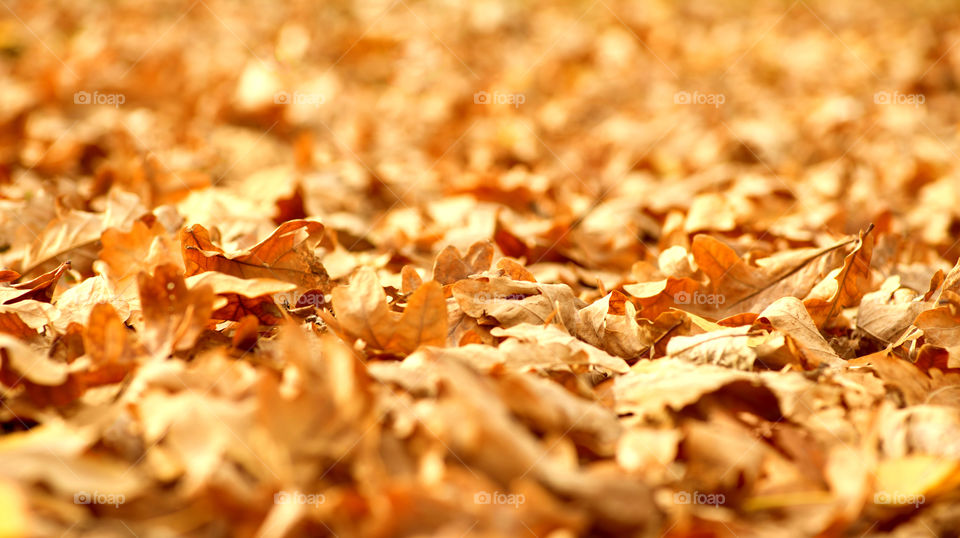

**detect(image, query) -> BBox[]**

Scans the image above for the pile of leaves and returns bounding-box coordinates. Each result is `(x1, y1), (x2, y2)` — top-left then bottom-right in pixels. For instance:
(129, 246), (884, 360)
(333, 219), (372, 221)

(2, 0), (960, 536)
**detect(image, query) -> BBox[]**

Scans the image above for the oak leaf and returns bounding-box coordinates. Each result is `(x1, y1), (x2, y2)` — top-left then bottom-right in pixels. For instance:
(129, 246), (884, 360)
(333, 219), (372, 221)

(856, 276), (928, 344)
(0, 300), (58, 337)
(180, 219), (330, 292)
(575, 290), (656, 359)
(804, 225), (875, 327)
(78, 302), (143, 387)
(0, 261), (70, 304)
(757, 297), (842, 367)
(490, 323), (630, 375)
(451, 276), (580, 331)
(138, 264), (216, 356)
(329, 267), (447, 356)
(99, 215), (183, 282)
(431, 241), (493, 285)
(20, 190), (145, 275)
(52, 274), (129, 332)
(185, 272), (294, 324)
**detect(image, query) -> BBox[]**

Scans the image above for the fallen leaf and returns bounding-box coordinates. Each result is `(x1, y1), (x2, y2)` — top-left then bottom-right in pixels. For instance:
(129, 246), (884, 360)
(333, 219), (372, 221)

(181, 219), (331, 292)
(138, 264), (216, 356)
(382, 280), (447, 355)
(805, 225), (876, 327)
(452, 276), (580, 331)
(431, 241), (494, 285)
(0, 261), (70, 304)
(329, 267), (447, 356)
(758, 296), (842, 367)
(491, 323), (630, 375)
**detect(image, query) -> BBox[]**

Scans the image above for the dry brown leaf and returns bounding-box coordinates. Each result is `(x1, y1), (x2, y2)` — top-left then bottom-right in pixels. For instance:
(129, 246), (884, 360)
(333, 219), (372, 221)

(575, 290), (655, 359)
(613, 358), (756, 422)
(0, 333), (69, 386)
(0, 261), (70, 305)
(186, 272), (294, 324)
(431, 241), (494, 285)
(329, 267), (447, 356)
(624, 277), (701, 321)
(51, 274), (128, 332)
(857, 276), (928, 344)
(328, 266), (393, 351)
(79, 302), (142, 387)
(20, 191), (145, 275)
(138, 264), (216, 356)
(181, 219), (331, 292)
(848, 350), (960, 406)
(804, 225), (876, 327)
(382, 280), (447, 355)
(491, 323), (630, 375)
(688, 234), (855, 318)
(451, 276), (580, 331)
(665, 326), (760, 370)
(913, 290), (960, 348)
(400, 265), (422, 294)
(99, 214), (182, 281)
(758, 296), (842, 367)
(494, 372), (623, 457)
(0, 300), (58, 337)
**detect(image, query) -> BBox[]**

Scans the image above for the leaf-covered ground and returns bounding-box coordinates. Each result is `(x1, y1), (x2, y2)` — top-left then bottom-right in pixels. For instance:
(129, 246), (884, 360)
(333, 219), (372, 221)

(2, 0), (960, 536)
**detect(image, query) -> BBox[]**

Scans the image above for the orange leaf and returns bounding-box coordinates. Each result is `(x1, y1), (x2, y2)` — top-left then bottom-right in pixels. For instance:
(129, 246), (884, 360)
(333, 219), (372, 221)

(0, 261), (71, 304)
(330, 267), (392, 351)
(99, 215), (182, 281)
(138, 264), (216, 356)
(180, 219), (331, 292)
(431, 241), (493, 285)
(804, 225), (875, 327)
(78, 302), (141, 387)
(384, 280), (447, 354)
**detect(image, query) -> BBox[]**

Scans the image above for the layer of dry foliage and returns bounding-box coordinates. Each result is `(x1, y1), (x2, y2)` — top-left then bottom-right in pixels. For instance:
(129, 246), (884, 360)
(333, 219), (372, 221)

(3, 0), (960, 536)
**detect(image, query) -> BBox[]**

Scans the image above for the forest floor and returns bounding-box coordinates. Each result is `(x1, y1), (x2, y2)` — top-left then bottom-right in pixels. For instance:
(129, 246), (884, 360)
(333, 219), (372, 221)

(2, 0), (960, 536)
